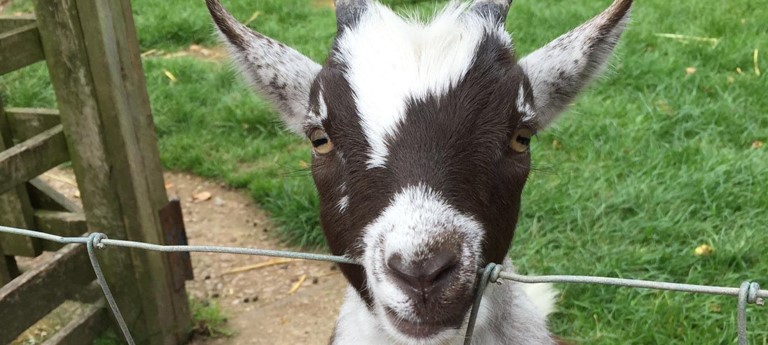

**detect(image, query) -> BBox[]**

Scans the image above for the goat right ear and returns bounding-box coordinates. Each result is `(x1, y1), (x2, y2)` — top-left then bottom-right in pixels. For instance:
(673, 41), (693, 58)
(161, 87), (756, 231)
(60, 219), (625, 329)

(206, 0), (321, 134)
(519, 0), (632, 130)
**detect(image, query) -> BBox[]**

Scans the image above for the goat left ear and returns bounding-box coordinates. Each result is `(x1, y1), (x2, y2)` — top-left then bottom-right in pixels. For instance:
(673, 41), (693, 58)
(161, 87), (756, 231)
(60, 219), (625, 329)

(519, 0), (632, 129)
(206, 0), (321, 134)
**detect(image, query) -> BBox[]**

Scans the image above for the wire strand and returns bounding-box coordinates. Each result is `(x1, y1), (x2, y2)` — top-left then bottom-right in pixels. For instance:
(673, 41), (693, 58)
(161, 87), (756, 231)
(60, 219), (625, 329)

(0, 224), (764, 345)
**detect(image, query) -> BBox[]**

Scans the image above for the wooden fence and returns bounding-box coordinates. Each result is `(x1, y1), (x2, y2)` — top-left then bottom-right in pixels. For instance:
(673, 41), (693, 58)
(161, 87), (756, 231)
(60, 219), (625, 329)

(0, 0), (191, 344)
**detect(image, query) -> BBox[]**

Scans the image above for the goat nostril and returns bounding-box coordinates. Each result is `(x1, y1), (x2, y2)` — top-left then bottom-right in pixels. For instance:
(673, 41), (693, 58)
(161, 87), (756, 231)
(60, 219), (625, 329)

(387, 251), (459, 290)
(387, 254), (414, 282)
(423, 250), (458, 284)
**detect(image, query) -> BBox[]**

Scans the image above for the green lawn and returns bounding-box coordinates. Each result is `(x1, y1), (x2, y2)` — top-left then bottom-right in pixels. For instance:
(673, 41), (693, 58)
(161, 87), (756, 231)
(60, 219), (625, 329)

(1, 0), (766, 344)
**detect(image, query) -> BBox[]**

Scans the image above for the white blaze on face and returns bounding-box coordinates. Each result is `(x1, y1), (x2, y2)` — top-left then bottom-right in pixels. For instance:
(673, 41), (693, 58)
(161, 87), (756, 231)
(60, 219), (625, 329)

(337, 195), (350, 213)
(334, 3), (511, 169)
(362, 185), (484, 321)
(516, 84), (536, 122)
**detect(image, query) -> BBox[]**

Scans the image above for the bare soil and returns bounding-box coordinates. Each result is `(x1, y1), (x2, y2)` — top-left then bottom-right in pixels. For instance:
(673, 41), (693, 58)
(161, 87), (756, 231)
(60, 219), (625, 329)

(171, 172), (345, 345)
(37, 168), (346, 345)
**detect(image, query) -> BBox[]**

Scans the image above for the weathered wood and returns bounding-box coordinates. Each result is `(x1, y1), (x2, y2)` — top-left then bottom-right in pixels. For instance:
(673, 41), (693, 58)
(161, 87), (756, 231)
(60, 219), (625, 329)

(0, 124), (69, 195)
(0, 103), (42, 257)
(70, 279), (103, 304)
(0, 243), (94, 344)
(32, 0), (150, 337)
(34, 210), (87, 251)
(27, 177), (82, 213)
(6, 108), (61, 142)
(0, 247), (11, 285)
(83, 0), (190, 338)
(33, 0), (149, 338)
(41, 299), (109, 345)
(34, 0), (189, 343)
(0, 22), (45, 76)
(4, 254), (20, 277)
(160, 199), (194, 291)
(0, 15), (35, 32)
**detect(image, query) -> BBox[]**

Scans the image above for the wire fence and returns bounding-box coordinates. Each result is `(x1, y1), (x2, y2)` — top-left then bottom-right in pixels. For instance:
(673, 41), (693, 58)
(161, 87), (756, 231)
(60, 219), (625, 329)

(1, 224), (765, 345)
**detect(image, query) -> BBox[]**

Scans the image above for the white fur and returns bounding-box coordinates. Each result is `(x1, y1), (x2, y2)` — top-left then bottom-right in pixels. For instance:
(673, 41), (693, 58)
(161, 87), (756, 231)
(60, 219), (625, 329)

(520, 283), (559, 319)
(337, 195), (350, 213)
(359, 185), (484, 342)
(516, 84), (536, 122)
(334, 2), (510, 169)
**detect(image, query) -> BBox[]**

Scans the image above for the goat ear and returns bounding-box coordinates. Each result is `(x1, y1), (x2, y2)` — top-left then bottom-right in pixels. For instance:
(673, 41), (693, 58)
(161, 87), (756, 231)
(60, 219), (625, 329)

(206, 0), (321, 134)
(519, 0), (632, 129)
(335, 0), (371, 32)
(469, 0), (513, 25)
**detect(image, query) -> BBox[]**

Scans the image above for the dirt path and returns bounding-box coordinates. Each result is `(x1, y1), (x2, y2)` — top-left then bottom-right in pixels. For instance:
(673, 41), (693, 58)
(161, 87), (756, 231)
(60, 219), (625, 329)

(39, 168), (346, 344)
(170, 173), (346, 345)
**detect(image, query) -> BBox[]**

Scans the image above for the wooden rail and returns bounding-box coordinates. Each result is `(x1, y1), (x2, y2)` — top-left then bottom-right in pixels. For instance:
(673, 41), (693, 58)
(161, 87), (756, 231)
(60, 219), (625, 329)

(0, 102), (43, 258)
(5, 108), (61, 141)
(40, 299), (109, 345)
(0, 124), (69, 196)
(0, 244), (95, 344)
(0, 15), (35, 31)
(0, 19), (45, 75)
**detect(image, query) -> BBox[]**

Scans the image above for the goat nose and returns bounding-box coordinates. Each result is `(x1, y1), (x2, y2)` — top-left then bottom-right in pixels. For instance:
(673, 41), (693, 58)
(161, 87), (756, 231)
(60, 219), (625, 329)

(387, 251), (458, 293)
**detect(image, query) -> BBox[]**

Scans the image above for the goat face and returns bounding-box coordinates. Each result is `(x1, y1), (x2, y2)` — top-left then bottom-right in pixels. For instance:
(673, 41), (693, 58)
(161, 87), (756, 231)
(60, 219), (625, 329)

(207, 0), (632, 342)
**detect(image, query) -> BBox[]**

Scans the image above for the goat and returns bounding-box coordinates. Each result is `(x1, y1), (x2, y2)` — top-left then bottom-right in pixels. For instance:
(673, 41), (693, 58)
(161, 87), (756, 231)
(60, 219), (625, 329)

(205, 0), (632, 343)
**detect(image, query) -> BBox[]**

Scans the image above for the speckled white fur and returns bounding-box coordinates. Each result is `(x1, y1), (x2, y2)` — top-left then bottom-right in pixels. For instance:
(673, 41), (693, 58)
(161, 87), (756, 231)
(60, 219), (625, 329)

(519, 0), (631, 128)
(360, 185), (484, 343)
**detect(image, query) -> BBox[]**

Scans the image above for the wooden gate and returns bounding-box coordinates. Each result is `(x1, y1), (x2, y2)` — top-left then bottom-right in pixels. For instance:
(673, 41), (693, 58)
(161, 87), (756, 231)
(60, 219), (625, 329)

(0, 0), (190, 343)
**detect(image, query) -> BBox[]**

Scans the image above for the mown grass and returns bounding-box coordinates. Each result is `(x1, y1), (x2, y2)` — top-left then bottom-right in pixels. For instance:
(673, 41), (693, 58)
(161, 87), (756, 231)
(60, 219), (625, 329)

(1, 0), (766, 344)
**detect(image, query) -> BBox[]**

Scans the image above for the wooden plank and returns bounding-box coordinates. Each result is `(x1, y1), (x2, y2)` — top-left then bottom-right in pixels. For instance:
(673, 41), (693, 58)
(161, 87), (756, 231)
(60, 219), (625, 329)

(0, 247), (11, 285)
(41, 299), (109, 345)
(0, 15), (36, 32)
(33, 0), (188, 343)
(27, 177), (82, 213)
(0, 22), (45, 76)
(0, 243), (94, 344)
(0, 124), (69, 195)
(3, 254), (20, 278)
(34, 210), (87, 251)
(0, 103), (42, 257)
(70, 279), (103, 304)
(0, 200), (39, 256)
(6, 108), (61, 142)
(160, 199), (194, 291)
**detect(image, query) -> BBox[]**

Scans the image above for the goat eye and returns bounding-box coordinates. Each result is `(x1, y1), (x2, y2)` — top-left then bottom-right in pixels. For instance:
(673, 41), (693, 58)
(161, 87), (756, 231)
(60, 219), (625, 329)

(510, 128), (533, 153)
(309, 129), (334, 154)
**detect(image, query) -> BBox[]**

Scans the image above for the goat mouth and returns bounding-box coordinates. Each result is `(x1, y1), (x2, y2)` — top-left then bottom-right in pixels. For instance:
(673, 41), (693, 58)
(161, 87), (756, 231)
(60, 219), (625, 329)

(383, 307), (461, 339)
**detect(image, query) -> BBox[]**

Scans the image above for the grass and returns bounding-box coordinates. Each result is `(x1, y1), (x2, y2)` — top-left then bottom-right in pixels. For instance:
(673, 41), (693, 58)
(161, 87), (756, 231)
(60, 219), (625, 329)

(189, 297), (231, 338)
(92, 329), (121, 345)
(1, 0), (766, 344)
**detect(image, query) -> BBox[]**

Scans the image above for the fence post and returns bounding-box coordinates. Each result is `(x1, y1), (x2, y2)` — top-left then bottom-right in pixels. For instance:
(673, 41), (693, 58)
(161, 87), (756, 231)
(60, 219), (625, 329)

(32, 0), (190, 343)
